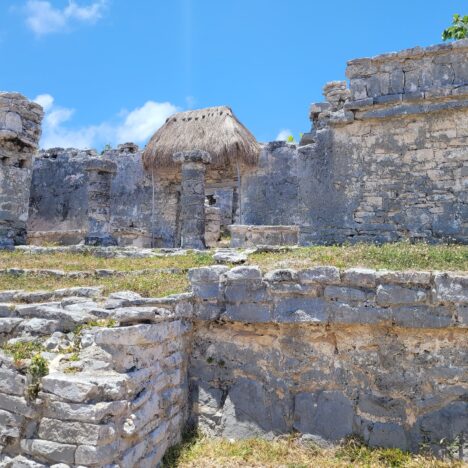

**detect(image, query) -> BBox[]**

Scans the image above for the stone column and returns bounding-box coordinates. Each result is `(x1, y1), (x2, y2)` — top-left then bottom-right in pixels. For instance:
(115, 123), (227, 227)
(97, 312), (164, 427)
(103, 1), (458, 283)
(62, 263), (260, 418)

(173, 150), (211, 249)
(84, 158), (118, 247)
(0, 92), (43, 250)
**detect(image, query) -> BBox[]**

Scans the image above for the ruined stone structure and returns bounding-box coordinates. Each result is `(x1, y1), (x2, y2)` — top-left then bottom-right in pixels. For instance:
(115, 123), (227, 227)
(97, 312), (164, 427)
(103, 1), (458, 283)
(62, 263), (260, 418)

(24, 41), (468, 247)
(84, 158), (118, 247)
(0, 93), (43, 249)
(0, 39), (467, 465)
(0, 262), (466, 465)
(173, 150), (211, 249)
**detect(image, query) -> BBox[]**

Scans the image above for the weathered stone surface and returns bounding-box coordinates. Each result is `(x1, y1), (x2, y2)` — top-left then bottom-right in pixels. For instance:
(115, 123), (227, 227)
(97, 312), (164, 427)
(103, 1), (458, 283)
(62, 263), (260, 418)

(0, 93), (43, 248)
(224, 303), (271, 322)
(368, 422), (408, 450)
(0, 367), (27, 395)
(342, 268), (377, 288)
(298, 266), (341, 284)
(274, 297), (327, 323)
(223, 266), (262, 281)
(38, 418), (116, 446)
(434, 273), (468, 303)
(20, 439), (76, 464)
(294, 391), (354, 441)
(376, 284), (427, 306)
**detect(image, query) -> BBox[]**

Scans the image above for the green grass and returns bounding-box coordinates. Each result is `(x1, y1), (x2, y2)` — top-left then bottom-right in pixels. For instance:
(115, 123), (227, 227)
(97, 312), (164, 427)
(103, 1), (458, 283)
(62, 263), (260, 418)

(0, 244), (466, 298)
(2, 341), (45, 364)
(248, 243), (468, 272)
(162, 433), (465, 468)
(0, 250), (214, 272)
(0, 271), (189, 298)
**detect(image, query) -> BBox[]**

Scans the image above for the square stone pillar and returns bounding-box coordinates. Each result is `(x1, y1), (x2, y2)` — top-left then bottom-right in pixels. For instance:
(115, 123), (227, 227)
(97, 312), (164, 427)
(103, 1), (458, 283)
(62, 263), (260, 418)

(84, 158), (118, 247)
(0, 93), (43, 250)
(173, 150), (211, 249)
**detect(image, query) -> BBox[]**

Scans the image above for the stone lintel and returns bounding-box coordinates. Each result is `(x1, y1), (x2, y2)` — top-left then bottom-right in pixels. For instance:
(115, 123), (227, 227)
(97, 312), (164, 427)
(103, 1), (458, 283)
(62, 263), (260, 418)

(83, 158), (117, 174)
(173, 150), (212, 165)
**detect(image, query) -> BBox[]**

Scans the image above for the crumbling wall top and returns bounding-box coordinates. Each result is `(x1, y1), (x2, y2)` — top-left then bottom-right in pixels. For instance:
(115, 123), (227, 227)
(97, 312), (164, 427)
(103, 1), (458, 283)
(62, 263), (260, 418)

(0, 92), (43, 150)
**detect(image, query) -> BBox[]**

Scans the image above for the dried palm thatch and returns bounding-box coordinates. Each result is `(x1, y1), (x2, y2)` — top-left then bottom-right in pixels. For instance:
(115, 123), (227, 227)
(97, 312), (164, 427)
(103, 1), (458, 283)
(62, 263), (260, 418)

(142, 106), (260, 170)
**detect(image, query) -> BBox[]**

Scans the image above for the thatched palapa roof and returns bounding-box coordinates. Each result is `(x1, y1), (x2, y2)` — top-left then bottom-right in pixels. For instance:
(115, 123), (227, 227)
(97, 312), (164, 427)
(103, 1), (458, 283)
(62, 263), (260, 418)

(142, 106), (260, 170)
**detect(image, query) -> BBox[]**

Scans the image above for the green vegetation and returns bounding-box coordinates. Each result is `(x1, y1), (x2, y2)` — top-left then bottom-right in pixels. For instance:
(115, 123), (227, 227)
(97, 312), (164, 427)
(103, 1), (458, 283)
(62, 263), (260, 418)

(27, 354), (49, 399)
(248, 243), (468, 272)
(0, 244), (466, 298)
(162, 432), (463, 468)
(442, 14), (468, 41)
(0, 271), (189, 298)
(0, 250), (213, 272)
(2, 341), (45, 365)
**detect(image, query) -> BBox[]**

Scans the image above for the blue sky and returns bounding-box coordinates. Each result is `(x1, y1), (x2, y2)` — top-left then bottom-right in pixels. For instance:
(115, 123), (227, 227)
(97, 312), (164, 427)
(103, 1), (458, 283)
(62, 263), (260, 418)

(0, 1), (465, 149)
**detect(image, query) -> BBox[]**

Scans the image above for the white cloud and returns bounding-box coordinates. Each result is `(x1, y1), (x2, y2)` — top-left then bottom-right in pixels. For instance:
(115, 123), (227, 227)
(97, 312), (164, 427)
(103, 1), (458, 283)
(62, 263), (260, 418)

(24, 0), (108, 36)
(276, 129), (293, 141)
(117, 101), (178, 143)
(33, 93), (179, 150)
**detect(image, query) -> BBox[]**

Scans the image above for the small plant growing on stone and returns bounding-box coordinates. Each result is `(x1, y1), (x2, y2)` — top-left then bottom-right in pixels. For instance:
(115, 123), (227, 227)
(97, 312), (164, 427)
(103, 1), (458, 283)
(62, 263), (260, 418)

(442, 14), (468, 41)
(101, 143), (112, 155)
(2, 341), (44, 366)
(26, 353), (49, 400)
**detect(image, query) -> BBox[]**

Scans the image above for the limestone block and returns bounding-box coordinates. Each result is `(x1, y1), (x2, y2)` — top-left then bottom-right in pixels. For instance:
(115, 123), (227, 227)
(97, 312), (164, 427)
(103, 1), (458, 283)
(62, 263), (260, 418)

(298, 267), (341, 284)
(74, 441), (117, 465)
(274, 297), (327, 323)
(324, 286), (369, 302)
(212, 250), (247, 264)
(376, 285), (428, 306)
(38, 418), (116, 446)
(0, 367), (27, 395)
(41, 373), (128, 403)
(376, 270), (431, 286)
(188, 266), (228, 283)
(20, 439), (76, 465)
(434, 272), (468, 303)
(293, 391), (354, 441)
(328, 302), (392, 325)
(43, 400), (127, 423)
(0, 393), (36, 418)
(0, 408), (23, 439)
(264, 269), (298, 282)
(368, 422), (408, 450)
(0, 318), (22, 333)
(392, 305), (453, 328)
(0, 303), (16, 317)
(191, 282), (221, 301)
(19, 318), (62, 335)
(94, 322), (182, 346)
(194, 303), (222, 321)
(224, 303), (271, 323)
(223, 266), (262, 281)
(224, 280), (269, 303)
(342, 268), (377, 287)
(456, 305), (468, 326)
(268, 282), (321, 297)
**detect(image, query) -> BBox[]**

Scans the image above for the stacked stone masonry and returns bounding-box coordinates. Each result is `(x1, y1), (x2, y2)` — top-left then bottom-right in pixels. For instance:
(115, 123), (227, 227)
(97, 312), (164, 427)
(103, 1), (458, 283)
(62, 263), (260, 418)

(0, 264), (467, 464)
(0, 287), (193, 467)
(25, 37), (468, 247)
(188, 265), (468, 456)
(0, 93), (43, 249)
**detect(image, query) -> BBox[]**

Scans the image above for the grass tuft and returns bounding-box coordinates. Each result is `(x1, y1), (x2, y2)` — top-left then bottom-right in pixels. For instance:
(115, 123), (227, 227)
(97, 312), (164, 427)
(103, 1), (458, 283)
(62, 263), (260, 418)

(161, 432), (465, 467)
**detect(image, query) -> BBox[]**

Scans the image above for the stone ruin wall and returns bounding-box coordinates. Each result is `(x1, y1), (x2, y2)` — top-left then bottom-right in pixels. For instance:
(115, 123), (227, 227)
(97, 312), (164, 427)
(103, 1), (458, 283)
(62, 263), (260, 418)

(242, 40), (468, 244)
(0, 93), (43, 248)
(27, 145), (178, 248)
(2, 40), (467, 248)
(0, 286), (192, 467)
(188, 266), (467, 454)
(0, 265), (466, 465)
(28, 146), (239, 248)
